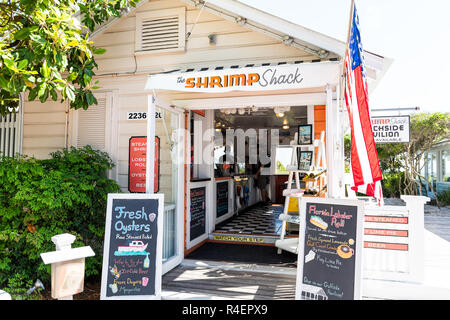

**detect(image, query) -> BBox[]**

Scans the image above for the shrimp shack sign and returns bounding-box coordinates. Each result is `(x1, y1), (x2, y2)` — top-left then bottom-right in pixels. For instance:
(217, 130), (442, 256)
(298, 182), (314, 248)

(145, 61), (340, 92)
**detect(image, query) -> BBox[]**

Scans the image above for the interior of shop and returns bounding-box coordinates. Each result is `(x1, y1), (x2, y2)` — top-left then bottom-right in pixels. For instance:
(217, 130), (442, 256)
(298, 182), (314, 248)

(211, 105), (310, 237)
(185, 102), (328, 263)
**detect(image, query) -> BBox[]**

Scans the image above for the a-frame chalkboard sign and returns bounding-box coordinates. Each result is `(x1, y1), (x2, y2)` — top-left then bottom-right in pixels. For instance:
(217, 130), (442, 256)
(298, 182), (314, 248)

(295, 197), (364, 300)
(100, 193), (164, 300)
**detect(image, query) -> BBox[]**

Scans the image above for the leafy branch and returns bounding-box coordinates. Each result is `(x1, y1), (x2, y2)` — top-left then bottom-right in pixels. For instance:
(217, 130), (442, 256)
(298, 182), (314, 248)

(0, 0), (139, 115)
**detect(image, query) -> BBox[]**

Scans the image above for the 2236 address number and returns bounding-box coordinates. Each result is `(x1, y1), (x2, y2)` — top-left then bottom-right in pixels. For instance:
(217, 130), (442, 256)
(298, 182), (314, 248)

(126, 112), (162, 120)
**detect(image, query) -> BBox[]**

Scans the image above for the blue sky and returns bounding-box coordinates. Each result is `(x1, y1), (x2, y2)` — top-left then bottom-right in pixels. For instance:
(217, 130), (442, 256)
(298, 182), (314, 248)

(240, 0), (450, 113)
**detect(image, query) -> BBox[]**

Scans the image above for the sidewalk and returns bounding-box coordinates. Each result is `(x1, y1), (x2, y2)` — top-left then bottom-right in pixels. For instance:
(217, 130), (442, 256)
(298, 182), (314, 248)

(162, 208), (450, 300)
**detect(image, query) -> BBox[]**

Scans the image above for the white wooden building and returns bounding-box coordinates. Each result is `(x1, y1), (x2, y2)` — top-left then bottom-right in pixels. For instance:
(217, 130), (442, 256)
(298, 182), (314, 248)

(8, 0), (392, 275)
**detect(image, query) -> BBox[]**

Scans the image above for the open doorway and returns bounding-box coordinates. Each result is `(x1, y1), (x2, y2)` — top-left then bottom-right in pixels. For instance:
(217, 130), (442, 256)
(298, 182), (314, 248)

(211, 105), (311, 240)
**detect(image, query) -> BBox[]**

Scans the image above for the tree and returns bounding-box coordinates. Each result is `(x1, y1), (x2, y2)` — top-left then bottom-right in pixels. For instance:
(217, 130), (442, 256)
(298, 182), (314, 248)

(344, 113), (450, 196)
(0, 0), (139, 115)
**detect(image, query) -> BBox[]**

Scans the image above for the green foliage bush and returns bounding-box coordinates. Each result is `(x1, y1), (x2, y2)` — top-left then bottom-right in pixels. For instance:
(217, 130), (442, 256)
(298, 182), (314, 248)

(381, 171), (407, 198)
(437, 189), (450, 207)
(0, 146), (121, 292)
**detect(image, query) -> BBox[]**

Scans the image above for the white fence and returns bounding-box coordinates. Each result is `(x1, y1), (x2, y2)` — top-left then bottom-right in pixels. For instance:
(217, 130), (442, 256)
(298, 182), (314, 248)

(0, 110), (22, 157)
(362, 195), (429, 283)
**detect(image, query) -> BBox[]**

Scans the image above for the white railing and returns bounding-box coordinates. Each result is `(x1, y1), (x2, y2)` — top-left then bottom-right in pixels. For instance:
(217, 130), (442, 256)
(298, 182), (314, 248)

(362, 195), (429, 283)
(0, 110), (22, 157)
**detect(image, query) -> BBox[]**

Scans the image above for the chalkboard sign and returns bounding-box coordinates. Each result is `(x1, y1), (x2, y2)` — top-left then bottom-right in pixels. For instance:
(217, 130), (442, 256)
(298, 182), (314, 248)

(100, 193), (164, 300)
(296, 197), (364, 300)
(216, 181), (229, 218)
(190, 187), (206, 241)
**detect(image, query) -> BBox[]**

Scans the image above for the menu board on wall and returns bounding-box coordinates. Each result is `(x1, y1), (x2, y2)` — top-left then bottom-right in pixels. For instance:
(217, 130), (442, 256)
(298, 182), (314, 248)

(128, 136), (160, 193)
(100, 193), (164, 300)
(216, 181), (229, 218)
(190, 187), (206, 241)
(296, 198), (364, 300)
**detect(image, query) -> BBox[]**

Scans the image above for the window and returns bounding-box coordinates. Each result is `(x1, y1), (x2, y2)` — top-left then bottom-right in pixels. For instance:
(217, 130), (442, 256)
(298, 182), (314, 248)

(72, 92), (112, 153)
(442, 150), (450, 182)
(427, 152), (438, 192)
(0, 106), (23, 157)
(274, 146), (293, 175)
(135, 8), (186, 53)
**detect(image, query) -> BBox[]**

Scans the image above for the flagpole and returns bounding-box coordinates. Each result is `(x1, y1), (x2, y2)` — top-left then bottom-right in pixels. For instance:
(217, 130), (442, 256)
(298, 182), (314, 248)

(339, 0), (355, 112)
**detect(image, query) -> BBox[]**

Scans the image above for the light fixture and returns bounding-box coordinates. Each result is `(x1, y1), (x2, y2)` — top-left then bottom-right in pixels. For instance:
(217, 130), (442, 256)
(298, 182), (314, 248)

(282, 35), (294, 45)
(235, 17), (247, 25)
(274, 106), (291, 117)
(318, 49), (329, 58)
(208, 34), (217, 45)
(282, 118), (290, 130)
(238, 108), (246, 115)
(193, 0), (205, 8)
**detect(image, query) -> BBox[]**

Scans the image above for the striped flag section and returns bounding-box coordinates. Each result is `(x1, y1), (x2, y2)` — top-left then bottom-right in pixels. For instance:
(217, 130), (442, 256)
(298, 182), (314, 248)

(344, 2), (384, 206)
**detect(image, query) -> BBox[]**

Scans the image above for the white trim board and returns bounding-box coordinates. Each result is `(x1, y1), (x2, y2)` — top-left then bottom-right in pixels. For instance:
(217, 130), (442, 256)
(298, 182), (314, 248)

(173, 93), (327, 110)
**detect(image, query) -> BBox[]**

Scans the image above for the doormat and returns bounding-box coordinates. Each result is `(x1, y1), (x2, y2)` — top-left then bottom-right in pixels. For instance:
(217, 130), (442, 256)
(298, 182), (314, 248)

(186, 242), (297, 268)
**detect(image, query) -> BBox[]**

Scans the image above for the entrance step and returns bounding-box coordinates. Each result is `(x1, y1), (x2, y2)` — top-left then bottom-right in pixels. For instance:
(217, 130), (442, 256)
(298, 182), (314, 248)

(161, 259), (297, 300)
(209, 232), (280, 245)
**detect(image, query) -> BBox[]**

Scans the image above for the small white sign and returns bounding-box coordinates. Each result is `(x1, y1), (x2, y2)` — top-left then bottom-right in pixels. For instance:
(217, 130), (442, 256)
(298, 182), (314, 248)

(126, 111), (163, 120)
(371, 115), (410, 143)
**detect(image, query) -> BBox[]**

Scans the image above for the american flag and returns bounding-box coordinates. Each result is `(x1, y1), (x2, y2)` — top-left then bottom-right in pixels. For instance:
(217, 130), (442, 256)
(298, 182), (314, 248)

(344, 2), (384, 206)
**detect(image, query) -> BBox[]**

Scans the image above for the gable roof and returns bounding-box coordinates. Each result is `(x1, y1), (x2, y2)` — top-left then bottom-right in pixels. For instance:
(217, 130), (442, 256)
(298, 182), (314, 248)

(183, 0), (343, 58)
(89, 0), (391, 90)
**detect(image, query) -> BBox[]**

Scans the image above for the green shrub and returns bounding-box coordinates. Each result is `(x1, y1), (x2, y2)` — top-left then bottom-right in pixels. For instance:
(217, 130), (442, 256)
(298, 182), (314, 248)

(437, 189), (450, 207)
(0, 146), (121, 291)
(381, 171), (406, 198)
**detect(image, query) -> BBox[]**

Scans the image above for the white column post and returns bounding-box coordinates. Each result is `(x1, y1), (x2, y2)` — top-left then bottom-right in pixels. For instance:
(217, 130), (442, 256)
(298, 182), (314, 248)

(325, 84), (336, 198)
(146, 95), (156, 194)
(336, 83), (346, 198)
(401, 195), (430, 283)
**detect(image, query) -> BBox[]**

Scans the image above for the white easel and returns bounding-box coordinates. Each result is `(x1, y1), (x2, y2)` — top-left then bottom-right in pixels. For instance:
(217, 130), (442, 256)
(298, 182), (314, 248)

(275, 132), (326, 254)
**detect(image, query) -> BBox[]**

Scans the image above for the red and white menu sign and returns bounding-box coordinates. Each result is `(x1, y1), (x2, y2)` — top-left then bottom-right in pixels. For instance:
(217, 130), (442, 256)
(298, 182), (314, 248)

(128, 136), (159, 193)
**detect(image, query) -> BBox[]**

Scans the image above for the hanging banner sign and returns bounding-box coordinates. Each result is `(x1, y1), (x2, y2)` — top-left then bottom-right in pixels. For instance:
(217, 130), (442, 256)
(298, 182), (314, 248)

(100, 193), (164, 300)
(145, 62), (340, 92)
(296, 198), (364, 300)
(128, 136), (160, 193)
(371, 115), (410, 143)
